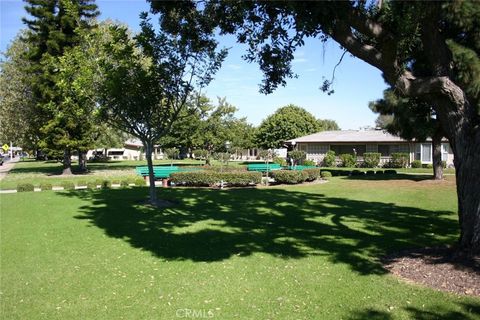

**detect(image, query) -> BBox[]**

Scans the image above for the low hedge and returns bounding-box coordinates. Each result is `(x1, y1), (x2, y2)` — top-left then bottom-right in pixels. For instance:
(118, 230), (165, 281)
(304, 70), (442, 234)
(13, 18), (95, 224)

(134, 178), (146, 186)
(303, 168), (321, 181)
(320, 171), (332, 179)
(170, 171), (261, 187)
(101, 180), (112, 189)
(120, 180), (130, 188)
(270, 170), (308, 184)
(411, 160), (422, 168)
(17, 183), (34, 192)
(61, 181), (75, 190)
(384, 169), (397, 174)
(40, 183), (53, 191)
(87, 181), (97, 190)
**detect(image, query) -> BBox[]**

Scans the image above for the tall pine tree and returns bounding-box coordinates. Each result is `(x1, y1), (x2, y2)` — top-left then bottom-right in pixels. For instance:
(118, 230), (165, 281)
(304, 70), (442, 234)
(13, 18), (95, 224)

(22, 0), (98, 174)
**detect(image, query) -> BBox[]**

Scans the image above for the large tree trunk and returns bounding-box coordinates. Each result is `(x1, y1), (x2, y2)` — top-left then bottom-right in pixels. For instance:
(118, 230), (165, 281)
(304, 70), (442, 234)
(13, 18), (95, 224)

(453, 133), (480, 254)
(62, 149), (72, 175)
(144, 142), (157, 205)
(432, 129), (443, 180)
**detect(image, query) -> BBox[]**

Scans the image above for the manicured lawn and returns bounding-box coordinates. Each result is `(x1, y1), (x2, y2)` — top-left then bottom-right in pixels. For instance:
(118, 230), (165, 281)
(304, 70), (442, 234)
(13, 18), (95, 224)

(1, 176), (478, 319)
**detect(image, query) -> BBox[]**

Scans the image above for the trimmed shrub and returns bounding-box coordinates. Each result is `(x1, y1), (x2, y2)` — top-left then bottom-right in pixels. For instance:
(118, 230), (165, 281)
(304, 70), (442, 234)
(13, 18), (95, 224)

(339, 154), (356, 168)
(304, 168), (321, 181)
(134, 178), (146, 186)
(376, 170), (384, 175)
(40, 183), (53, 191)
(323, 150), (336, 167)
(87, 181), (97, 190)
(76, 180), (87, 187)
(120, 180), (130, 188)
(411, 160), (422, 168)
(61, 181), (75, 190)
(170, 171), (261, 187)
(270, 170), (308, 184)
(101, 180), (112, 189)
(17, 183), (34, 192)
(94, 179), (103, 187)
(303, 159), (316, 167)
(111, 179), (120, 185)
(288, 150), (306, 165)
(366, 170), (375, 175)
(387, 153), (409, 168)
(384, 169), (397, 174)
(320, 171), (332, 179)
(351, 169), (365, 176)
(273, 157), (287, 167)
(363, 152), (381, 168)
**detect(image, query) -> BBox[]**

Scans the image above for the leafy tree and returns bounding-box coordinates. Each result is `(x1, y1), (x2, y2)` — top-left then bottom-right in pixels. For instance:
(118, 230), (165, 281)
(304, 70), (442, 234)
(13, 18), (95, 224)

(0, 33), (36, 151)
(151, 1), (480, 253)
(255, 104), (338, 149)
(92, 14), (226, 205)
(22, 0), (99, 174)
(369, 89), (445, 179)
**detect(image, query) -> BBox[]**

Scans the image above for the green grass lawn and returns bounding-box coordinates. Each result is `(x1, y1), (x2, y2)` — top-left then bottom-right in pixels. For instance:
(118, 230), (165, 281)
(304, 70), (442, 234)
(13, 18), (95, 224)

(1, 177), (478, 319)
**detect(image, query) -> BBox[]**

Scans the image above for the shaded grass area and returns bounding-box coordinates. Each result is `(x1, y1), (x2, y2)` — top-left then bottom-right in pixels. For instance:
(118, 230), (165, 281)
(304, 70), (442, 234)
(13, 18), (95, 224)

(319, 166), (456, 175)
(1, 178), (478, 319)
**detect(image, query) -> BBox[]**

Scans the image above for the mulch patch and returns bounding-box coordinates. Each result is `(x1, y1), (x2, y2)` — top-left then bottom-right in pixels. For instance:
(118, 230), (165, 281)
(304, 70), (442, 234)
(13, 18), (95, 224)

(382, 246), (480, 296)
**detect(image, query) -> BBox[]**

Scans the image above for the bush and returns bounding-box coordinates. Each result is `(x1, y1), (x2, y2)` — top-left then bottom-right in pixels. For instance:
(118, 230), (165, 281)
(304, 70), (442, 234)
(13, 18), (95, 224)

(134, 178), (146, 186)
(339, 154), (356, 168)
(323, 150), (336, 167)
(351, 169), (365, 176)
(363, 153), (381, 168)
(366, 170), (375, 175)
(120, 180), (130, 188)
(270, 170), (308, 184)
(442, 161), (447, 169)
(303, 159), (316, 166)
(303, 168), (321, 181)
(40, 183), (53, 191)
(273, 157), (287, 167)
(111, 179), (120, 185)
(17, 183), (34, 192)
(376, 170), (384, 175)
(193, 149), (209, 160)
(411, 160), (422, 168)
(384, 169), (397, 174)
(320, 171), (332, 179)
(86, 181), (97, 190)
(101, 180), (112, 189)
(61, 181), (75, 190)
(288, 150), (306, 165)
(170, 171), (261, 187)
(387, 153), (409, 168)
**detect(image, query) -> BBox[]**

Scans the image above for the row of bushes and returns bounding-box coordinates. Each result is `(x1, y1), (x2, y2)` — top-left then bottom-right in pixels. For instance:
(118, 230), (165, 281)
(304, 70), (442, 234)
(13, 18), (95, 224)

(320, 169), (397, 177)
(16, 178), (147, 192)
(170, 171), (262, 187)
(270, 168), (322, 184)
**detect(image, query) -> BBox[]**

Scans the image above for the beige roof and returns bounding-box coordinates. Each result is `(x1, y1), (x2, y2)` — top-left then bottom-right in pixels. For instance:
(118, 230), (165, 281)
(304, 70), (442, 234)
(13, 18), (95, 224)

(287, 130), (408, 143)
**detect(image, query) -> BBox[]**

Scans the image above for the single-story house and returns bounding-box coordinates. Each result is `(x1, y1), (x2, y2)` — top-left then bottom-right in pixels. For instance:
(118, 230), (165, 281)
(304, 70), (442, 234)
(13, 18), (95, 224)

(286, 130), (454, 167)
(86, 139), (164, 161)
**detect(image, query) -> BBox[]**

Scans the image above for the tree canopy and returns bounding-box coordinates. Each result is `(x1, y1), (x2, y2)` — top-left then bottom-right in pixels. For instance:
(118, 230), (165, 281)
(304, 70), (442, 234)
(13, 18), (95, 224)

(255, 104), (339, 149)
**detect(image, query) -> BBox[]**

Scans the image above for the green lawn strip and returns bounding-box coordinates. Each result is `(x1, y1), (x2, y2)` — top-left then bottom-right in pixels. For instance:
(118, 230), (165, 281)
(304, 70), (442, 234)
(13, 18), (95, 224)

(1, 179), (478, 319)
(0, 159), (248, 190)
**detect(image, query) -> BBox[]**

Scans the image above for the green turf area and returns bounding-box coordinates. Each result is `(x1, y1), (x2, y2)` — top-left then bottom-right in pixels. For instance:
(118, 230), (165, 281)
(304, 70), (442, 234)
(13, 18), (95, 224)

(0, 159), (249, 190)
(1, 177), (478, 319)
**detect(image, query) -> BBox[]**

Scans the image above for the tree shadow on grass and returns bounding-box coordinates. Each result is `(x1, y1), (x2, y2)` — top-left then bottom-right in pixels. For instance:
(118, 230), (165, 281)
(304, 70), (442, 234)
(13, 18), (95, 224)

(348, 301), (480, 320)
(344, 173), (435, 182)
(59, 186), (459, 276)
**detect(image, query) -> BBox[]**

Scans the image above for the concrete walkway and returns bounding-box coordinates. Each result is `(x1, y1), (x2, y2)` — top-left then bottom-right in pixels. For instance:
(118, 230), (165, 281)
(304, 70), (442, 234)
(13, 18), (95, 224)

(0, 157), (19, 181)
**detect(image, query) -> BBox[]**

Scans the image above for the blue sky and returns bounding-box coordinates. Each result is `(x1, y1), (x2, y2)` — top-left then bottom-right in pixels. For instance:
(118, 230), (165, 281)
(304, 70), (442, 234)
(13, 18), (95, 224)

(1, 0), (388, 129)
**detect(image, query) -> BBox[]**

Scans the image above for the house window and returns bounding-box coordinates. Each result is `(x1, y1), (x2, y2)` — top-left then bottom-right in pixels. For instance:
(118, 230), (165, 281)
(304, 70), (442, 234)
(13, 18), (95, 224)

(307, 144), (328, 155)
(414, 144), (421, 160)
(379, 144), (409, 156)
(441, 143), (449, 161)
(366, 144), (378, 153)
(330, 145), (366, 156)
(422, 143), (432, 162)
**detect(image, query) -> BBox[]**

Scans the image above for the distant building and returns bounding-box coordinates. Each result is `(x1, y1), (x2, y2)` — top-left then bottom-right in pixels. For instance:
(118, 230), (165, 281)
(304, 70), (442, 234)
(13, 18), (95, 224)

(287, 130), (454, 167)
(87, 139), (164, 161)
